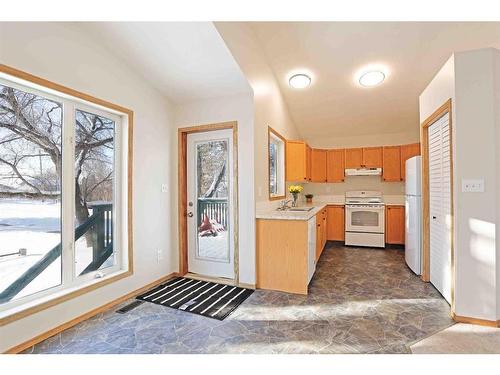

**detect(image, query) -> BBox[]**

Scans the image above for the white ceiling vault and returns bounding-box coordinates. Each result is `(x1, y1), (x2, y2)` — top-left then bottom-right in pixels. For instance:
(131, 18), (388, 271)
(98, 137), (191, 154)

(77, 22), (251, 104)
(248, 22), (500, 139)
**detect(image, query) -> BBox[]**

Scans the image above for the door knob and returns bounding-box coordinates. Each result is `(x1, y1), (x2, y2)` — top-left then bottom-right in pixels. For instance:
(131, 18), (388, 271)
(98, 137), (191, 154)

(187, 212), (193, 217)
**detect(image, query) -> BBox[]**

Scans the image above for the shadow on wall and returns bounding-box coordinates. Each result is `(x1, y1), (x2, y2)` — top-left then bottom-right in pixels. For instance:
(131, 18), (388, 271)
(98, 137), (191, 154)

(466, 217), (496, 316)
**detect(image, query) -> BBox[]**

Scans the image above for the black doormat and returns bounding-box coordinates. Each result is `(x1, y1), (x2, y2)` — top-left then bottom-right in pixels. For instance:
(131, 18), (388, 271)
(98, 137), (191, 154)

(136, 277), (254, 320)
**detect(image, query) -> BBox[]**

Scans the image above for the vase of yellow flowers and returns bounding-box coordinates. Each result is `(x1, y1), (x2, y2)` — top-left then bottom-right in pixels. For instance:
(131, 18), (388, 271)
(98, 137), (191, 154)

(288, 185), (303, 207)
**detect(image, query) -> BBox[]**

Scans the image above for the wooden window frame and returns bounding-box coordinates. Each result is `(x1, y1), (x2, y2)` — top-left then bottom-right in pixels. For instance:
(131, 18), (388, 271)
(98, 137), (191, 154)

(268, 127), (287, 201)
(0, 64), (134, 326)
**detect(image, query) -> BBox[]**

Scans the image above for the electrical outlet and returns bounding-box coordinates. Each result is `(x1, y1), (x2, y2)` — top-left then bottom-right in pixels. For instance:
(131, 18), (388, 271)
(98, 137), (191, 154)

(462, 179), (484, 193)
(161, 184), (168, 193)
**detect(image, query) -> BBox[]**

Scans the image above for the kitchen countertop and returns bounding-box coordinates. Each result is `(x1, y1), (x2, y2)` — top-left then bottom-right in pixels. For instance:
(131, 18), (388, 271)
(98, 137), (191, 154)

(256, 203), (328, 221)
(256, 194), (406, 220)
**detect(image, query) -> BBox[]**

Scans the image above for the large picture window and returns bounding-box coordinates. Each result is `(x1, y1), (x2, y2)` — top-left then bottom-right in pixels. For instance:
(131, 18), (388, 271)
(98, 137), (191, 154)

(0, 71), (131, 316)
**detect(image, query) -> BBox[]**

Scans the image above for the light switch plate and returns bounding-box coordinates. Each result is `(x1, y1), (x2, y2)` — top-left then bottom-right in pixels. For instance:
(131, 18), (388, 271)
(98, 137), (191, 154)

(462, 179), (484, 193)
(161, 184), (168, 193)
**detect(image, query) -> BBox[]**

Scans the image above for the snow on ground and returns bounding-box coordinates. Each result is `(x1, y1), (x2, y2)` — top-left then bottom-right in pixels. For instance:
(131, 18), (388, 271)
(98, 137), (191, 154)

(0, 199), (109, 301)
(198, 230), (228, 261)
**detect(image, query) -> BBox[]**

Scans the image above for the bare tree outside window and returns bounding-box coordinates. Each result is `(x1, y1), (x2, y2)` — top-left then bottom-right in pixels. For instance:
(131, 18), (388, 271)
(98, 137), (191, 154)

(0, 83), (63, 299)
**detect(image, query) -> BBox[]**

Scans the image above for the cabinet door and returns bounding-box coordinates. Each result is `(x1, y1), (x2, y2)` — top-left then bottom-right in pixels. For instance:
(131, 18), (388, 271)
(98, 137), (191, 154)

(327, 205), (345, 241)
(400, 143), (421, 181)
(306, 145), (312, 182)
(362, 147), (383, 167)
(322, 209), (328, 249)
(315, 214), (322, 261)
(345, 148), (363, 168)
(386, 206), (405, 244)
(286, 141), (307, 182)
(327, 149), (345, 182)
(382, 146), (402, 182)
(311, 149), (327, 182)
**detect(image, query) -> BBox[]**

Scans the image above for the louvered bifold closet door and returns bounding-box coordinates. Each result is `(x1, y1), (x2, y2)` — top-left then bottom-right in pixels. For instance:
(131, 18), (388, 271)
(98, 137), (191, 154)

(428, 113), (452, 304)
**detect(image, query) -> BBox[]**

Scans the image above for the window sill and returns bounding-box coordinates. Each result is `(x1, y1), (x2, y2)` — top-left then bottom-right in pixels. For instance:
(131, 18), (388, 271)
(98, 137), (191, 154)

(0, 269), (132, 326)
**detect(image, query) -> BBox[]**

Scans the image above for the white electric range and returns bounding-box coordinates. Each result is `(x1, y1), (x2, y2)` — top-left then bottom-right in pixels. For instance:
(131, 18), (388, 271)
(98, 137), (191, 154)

(344, 191), (385, 248)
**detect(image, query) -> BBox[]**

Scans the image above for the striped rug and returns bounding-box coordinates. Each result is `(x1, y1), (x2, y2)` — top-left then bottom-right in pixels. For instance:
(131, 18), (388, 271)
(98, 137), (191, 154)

(136, 277), (254, 320)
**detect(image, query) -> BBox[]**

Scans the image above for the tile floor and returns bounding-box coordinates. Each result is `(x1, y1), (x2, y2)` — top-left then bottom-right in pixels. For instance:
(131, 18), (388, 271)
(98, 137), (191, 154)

(410, 323), (500, 354)
(22, 243), (454, 354)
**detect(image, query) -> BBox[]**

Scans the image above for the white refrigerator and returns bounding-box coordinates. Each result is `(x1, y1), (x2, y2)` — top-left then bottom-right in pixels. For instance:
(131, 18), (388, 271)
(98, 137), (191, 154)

(405, 156), (422, 275)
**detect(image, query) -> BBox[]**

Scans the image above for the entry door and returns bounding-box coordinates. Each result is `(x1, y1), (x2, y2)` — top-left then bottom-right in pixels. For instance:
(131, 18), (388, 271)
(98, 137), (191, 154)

(186, 129), (234, 279)
(428, 113), (452, 304)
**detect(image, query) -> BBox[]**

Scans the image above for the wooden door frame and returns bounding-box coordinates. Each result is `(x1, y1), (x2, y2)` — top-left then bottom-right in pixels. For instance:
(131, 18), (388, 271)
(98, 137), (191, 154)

(178, 121), (239, 284)
(420, 98), (455, 313)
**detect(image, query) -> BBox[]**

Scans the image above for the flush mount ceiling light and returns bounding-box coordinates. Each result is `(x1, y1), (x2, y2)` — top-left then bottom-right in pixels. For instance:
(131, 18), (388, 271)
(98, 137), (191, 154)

(355, 64), (389, 88)
(289, 73), (311, 89)
(358, 70), (386, 87)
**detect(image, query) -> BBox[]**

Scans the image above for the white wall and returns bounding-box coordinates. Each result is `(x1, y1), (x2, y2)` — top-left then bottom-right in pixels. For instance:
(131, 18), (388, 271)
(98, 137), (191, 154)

(0, 23), (177, 352)
(306, 131), (420, 149)
(453, 49), (497, 321)
(494, 51), (500, 320)
(420, 49), (499, 321)
(215, 23), (302, 207)
(173, 93), (256, 285)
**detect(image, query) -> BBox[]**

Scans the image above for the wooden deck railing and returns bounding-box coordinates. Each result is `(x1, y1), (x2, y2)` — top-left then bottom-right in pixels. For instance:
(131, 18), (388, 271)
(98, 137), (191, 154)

(0, 203), (113, 304)
(197, 198), (228, 229)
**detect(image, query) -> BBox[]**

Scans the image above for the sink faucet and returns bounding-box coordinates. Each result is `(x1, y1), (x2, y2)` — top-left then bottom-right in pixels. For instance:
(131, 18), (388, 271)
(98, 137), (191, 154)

(278, 199), (293, 210)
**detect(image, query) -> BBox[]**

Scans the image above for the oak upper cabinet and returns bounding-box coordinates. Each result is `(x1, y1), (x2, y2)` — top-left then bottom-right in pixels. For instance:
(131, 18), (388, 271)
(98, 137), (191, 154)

(345, 148), (363, 168)
(306, 145), (312, 182)
(286, 141), (310, 182)
(400, 143), (421, 181)
(327, 205), (345, 241)
(385, 205), (405, 245)
(382, 146), (402, 182)
(311, 149), (327, 182)
(362, 147), (383, 168)
(326, 149), (345, 182)
(345, 147), (382, 168)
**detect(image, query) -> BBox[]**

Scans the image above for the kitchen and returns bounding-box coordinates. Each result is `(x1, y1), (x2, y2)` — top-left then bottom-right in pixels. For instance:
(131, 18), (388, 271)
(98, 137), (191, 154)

(257, 135), (421, 294)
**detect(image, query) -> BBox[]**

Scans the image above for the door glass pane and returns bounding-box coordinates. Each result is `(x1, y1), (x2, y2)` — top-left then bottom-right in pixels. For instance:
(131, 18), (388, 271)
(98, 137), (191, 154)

(196, 140), (229, 262)
(74, 109), (115, 276)
(351, 210), (379, 227)
(0, 83), (62, 304)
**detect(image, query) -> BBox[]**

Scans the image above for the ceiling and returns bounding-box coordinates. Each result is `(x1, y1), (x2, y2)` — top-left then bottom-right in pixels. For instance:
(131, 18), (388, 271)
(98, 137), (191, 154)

(249, 22), (500, 139)
(78, 22), (251, 104)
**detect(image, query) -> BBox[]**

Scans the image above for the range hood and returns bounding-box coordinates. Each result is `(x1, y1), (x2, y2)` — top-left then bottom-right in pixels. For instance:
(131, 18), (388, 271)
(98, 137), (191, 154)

(345, 167), (382, 176)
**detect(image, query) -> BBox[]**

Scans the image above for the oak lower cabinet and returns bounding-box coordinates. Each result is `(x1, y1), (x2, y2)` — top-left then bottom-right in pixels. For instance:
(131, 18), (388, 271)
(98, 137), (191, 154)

(315, 207), (328, 260)
(327, 205), (345, 241)
(385, 205), (405, 245)
(256, 217), (317, 295)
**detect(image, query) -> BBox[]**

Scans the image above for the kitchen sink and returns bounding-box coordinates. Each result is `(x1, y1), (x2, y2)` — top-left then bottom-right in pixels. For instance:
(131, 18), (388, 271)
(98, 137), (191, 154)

(286, 207), (315, 212)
